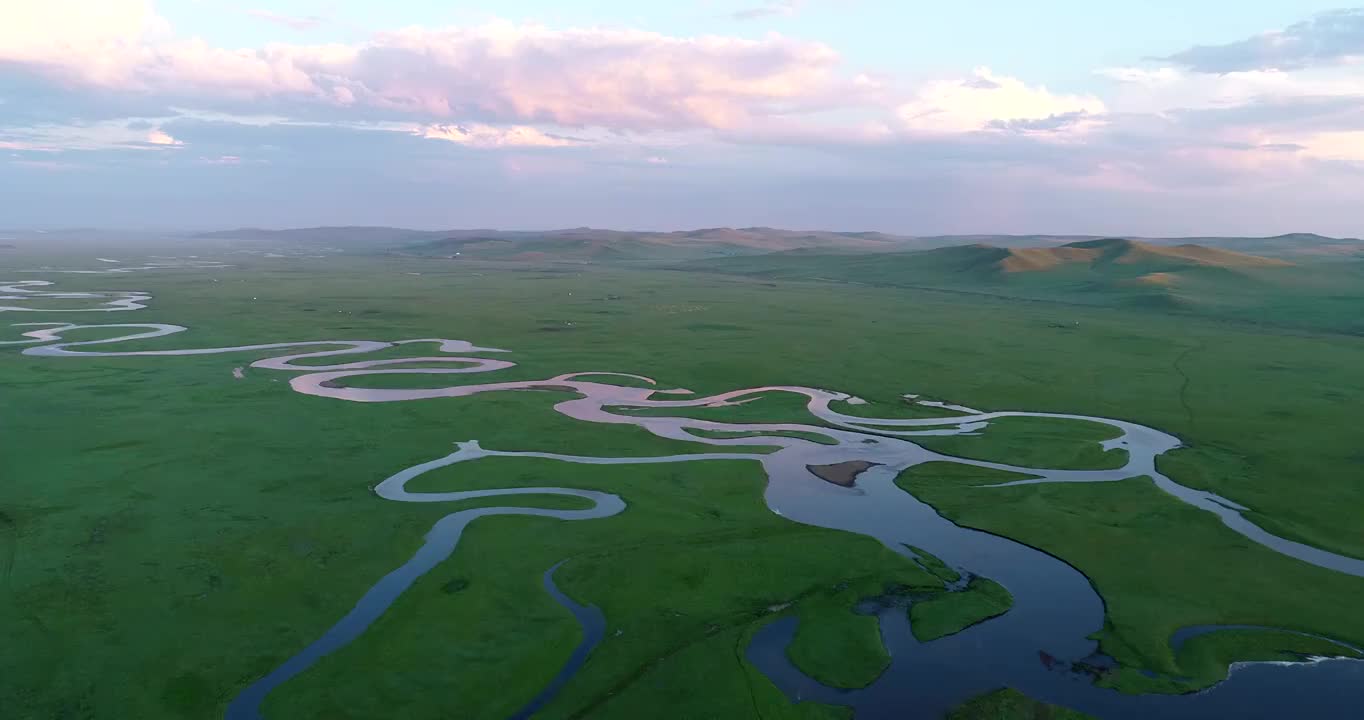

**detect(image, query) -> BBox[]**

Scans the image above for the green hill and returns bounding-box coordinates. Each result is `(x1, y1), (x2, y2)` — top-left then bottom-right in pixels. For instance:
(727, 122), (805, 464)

(675, 239), (1364, 334)
(195, 226), (1362, 263)
(681, 238), (1290, 281)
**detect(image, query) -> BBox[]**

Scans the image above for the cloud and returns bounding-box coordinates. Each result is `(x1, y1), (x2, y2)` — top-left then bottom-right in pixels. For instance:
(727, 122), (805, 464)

(896, 68), (1106, 134)
(0, 12), (855, 133)
(732, 0), (800, 21)
(4, 110), (1362, 237)
(2, 118), (190, 152)
(1095, 65), (1364, 163)
(961, 75), (1002, 90)
(1162, 8), (1364, 73)
(416, 123), (583, 148)
(986, 111), (1103, 134)
(721, 60), (1362, 196)
(1297, 131), (1364, 162)
(0, 0), (170, 86)
(2, 3), (1362, 235)
(246, 9), (328, 31)
(146, 128), (181, 146)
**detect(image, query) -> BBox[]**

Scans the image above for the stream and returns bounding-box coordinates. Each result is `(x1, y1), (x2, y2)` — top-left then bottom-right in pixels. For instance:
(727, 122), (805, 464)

(6, 278), (1364, 719)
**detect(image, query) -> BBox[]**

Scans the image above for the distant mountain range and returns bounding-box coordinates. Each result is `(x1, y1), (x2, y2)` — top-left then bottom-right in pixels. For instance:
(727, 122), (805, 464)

(194, 226), (1363, 262)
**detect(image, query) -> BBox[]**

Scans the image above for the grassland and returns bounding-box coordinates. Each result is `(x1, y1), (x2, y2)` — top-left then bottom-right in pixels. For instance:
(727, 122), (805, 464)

(676, 241), (1364, 335)
(910, 416), (1127, 470)
(910, 577), (1014, 642)
(899, 464), (1364, 692)
(608, 392), (829, 425)
(684, 427), (841, 446)
(3, 246), (1363, 718)
(1171, 629), (1361, 688)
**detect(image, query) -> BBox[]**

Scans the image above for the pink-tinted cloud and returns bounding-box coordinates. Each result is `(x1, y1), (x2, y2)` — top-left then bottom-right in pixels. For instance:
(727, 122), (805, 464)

(2, 1), (1360, 220)
(146, 128), (182, 146)
(416, 124), (583, 148)
(0, 0), (169, 86)
(0, 9), (856, 132)
(0, 140), (56, 151)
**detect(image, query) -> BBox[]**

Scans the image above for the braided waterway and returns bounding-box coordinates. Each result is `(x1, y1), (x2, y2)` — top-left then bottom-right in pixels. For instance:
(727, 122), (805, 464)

(6, 278), (1363, 719)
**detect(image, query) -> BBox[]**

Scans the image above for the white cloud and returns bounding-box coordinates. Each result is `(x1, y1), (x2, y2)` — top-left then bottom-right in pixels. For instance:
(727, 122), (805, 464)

(896, 68), (1106, 134)
(146, 128), (182, 146)
(416, 124), (582, 148)
(1278, 131), (1364, 163)
(1098, 65), (1364, 114)
(0, 0), (170, 86)
(1, 118), (188, 152)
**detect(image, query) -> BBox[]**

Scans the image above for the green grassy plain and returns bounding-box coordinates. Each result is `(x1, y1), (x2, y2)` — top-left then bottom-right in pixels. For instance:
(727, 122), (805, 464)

(685, 427), (840, 446)
(899, 464), (1364, 691)
(910, 577), (1014, 642)
(677, 244), (1364, 335)
(1171, 629), (1361, 688)
(4, 247), (1364, 717)
(911, 416), (1127, 470)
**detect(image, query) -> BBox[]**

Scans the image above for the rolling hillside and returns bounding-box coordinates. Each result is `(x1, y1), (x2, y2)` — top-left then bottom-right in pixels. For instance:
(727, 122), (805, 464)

(675, 239), (1364, 334)
(190, 227), (1363, 332)
(905, 233), (1363, 259)
(195, 226), (1363, 262)
(898, 238), (1293, 276)
(196, 226), (924, 260)
(681, 238), (1293, 282)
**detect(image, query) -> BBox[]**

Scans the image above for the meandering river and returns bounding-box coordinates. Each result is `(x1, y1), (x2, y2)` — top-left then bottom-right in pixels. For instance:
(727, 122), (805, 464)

(6, 276), (1363, 719)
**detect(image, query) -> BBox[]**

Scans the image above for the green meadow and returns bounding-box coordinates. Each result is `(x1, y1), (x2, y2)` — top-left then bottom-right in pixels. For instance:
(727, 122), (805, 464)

(3, 247), (1363, 718)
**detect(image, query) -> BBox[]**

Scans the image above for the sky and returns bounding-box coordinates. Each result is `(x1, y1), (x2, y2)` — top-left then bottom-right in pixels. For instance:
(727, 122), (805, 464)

(2, 1), (1363, 235)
